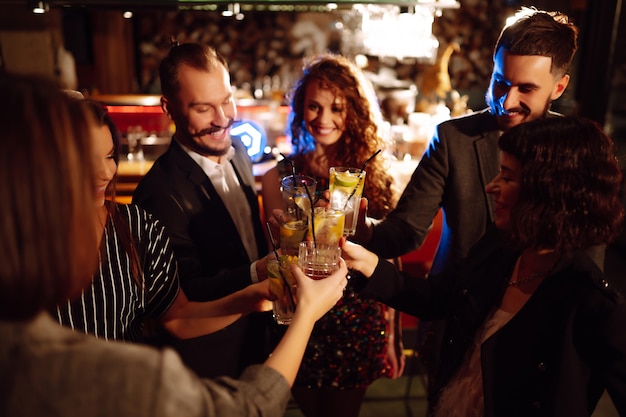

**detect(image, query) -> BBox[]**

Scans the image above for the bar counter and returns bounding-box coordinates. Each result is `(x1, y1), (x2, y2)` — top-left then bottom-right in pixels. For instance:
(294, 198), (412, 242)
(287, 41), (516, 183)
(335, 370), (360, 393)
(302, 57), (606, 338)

(116, 157), (418, 204)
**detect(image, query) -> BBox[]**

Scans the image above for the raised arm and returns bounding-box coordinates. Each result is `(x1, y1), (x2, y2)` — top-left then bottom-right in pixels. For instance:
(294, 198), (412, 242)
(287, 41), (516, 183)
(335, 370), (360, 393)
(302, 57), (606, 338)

(160, 281), (273, 339)
(264, 259), (348, 384)
(357, 125), (450, 259)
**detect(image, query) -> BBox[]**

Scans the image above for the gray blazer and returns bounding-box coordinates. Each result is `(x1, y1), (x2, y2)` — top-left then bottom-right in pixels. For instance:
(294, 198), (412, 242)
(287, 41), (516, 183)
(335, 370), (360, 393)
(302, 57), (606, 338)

(367, 109), (605, 275)
(367, 109), (502, 274)
(0, 314), (290, 417)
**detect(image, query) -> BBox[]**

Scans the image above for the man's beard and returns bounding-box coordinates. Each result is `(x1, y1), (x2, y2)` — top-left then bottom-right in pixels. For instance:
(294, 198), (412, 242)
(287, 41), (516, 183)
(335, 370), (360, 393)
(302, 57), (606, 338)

(485, 89), (552, 125)
(187, 137), (232, 157)
(176, 119), (234, 157)
(191, 119), (235, 138)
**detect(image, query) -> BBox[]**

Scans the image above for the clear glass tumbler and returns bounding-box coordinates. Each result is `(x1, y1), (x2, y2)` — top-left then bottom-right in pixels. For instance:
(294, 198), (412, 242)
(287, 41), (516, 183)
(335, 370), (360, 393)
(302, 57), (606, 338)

(329, 167), (365, 236)
(298, 241), (341, 280)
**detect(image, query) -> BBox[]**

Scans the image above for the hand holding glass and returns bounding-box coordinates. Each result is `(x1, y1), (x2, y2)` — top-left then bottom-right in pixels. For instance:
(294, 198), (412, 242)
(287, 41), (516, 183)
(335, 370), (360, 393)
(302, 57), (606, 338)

(267, 252), (299, 325)
(329, 167), (366, 236)
(298, 241), (342, 280)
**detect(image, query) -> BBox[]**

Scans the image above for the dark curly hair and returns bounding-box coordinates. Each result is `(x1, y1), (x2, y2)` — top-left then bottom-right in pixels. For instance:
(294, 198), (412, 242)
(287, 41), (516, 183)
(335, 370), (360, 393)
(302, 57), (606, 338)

(286, 53), (395, 218)
(498, 116), (624, 254)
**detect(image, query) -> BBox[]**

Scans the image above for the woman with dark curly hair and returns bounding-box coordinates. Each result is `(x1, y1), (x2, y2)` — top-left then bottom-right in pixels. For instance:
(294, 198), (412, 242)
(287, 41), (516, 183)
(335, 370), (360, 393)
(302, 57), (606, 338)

(342, 116), (626, 417)
(496, 117), (623, 254)
(261, 53), (401, 417)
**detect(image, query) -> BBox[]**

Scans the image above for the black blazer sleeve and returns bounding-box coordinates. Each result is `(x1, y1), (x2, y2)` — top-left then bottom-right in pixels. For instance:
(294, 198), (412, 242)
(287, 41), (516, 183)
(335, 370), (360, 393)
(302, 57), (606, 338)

(361, 224), (515, 320)
(133, 141), (257, 301)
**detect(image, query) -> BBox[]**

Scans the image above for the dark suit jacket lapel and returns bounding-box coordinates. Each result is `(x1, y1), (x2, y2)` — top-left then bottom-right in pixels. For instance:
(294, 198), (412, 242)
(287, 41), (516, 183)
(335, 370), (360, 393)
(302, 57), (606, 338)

(475, 133), (500, 220)
(474, 116), (501, 223)
(168, 138), (268, 257)
(173, 140), (225, 209)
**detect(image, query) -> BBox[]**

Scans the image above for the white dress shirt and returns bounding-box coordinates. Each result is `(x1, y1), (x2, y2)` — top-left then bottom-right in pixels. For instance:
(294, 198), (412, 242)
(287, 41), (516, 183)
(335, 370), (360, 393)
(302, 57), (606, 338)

(180, 143), (260, 269)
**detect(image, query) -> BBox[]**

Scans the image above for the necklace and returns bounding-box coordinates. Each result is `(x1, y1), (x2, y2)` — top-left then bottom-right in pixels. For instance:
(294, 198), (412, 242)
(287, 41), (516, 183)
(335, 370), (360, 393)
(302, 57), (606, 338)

(508, 251), (557, 288)
(507, 271), (548, 287)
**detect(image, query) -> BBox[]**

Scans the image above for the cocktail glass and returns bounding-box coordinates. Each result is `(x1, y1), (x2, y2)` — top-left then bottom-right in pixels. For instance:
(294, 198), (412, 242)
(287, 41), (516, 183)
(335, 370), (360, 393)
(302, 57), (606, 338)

(298, 241), (342, 280)
(279, 214), (309, 254)
(308, 207), (345, 246)
(329, 167), (366, 236)
(267, 252), (299, 325)
(281, 175), (317, 219)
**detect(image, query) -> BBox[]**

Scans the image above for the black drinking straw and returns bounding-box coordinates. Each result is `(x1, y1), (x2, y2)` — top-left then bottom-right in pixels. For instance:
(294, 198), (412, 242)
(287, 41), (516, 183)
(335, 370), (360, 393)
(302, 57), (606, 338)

(343, 149), (382, 210)
(280, 153), (301, 221)
(280, 152), (297, 179)
(302, 180), (316, 248)
(361, 149), (382, 172)
(265, 223), (296, 310)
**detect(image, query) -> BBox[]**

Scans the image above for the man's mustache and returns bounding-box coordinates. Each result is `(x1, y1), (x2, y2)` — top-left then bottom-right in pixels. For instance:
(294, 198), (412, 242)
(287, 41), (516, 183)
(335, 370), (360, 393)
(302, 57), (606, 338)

(493, 95), (529, 116)
(192, 119), (236, 137)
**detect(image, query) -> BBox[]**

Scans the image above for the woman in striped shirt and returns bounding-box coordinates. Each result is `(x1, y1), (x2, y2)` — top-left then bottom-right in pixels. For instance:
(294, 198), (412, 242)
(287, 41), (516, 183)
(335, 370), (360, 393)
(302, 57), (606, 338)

(1, 72), (349, 416)
(56, 101), (272, 342)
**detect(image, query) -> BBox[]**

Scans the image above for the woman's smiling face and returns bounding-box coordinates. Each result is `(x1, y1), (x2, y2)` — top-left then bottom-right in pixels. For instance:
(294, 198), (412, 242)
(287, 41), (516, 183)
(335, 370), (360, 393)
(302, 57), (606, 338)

(91, 124), (117, 208)
(485, 151), (522, 231)
(303, 80), (346, 147)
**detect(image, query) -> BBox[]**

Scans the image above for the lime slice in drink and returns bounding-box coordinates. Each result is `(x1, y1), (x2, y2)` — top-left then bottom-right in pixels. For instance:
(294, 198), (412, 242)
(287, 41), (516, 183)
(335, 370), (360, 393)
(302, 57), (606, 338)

(294, 196), (312, 215)
(281, 220), (307, 237)
(280, 254), (299, 285)
(267, 261), (281, 279)
(267, 261), (284, 297)
(312, 209), (345, 244)
(334, 171), (360, 187)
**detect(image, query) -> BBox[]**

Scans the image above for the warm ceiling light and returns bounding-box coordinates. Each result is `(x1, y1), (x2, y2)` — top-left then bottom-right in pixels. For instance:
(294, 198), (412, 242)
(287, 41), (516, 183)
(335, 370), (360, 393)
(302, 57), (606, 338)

(222, 3), (234, 16)
(223, 3), (243, 19)
(352, 0), (459, 62)
(32, 1), (49, 14)
(123, 11), (133, 19)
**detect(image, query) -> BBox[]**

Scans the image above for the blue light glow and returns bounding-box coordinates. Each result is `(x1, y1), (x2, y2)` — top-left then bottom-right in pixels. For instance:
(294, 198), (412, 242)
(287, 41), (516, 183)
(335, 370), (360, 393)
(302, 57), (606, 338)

(230, 120), (267, 162)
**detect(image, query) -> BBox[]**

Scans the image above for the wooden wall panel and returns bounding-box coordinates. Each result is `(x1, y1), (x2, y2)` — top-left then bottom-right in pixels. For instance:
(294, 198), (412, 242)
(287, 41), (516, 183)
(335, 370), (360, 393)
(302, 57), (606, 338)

(92, 11), (135, 94)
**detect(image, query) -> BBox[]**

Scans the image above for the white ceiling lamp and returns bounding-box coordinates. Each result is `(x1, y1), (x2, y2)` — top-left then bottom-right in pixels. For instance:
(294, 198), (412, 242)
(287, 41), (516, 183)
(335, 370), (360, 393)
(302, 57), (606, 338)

(222, 3), (244, 20)
(32, 1), (49, 14)
(353, 0), (459, 63)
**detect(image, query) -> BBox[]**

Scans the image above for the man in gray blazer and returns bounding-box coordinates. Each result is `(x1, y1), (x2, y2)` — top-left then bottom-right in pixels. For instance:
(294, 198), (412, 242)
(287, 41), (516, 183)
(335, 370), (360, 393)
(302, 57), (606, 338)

(358, 8), (580, 275)
(133, 43), (275, 379)
(354, 8), (581, 401)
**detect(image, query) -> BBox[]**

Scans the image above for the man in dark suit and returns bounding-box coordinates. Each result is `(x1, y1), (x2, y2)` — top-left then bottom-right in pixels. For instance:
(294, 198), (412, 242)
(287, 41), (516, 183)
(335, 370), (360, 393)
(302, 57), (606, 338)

(133, 43), (275, 378)
(354, 8), (581, 405)
(357, 8), (580, 275)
